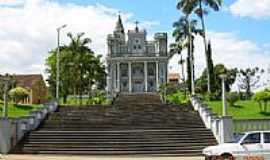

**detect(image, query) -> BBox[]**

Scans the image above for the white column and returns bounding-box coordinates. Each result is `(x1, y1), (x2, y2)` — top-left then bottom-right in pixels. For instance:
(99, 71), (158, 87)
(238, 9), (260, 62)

(221, 76), (227, 116)
(117, 62), (120, 92)
(0, 119), (12, 154)
(113, 63), (117, 92)
(219, 116), (233, 143)
(128, 62), (132, 92)
(156, 61), (159, 91)
(144, 61), (148, 92)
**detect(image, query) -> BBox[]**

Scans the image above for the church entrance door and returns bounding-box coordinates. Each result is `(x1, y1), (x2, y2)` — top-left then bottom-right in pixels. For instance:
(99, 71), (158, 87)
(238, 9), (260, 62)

(132, 63), (144, 93)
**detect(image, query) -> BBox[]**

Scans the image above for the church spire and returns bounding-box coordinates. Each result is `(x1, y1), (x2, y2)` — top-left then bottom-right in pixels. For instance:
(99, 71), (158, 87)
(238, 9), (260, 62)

(114, 13), (125, 34)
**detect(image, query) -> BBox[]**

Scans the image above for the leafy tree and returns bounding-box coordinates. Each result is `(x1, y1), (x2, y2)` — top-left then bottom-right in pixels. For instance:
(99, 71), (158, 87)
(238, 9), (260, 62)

(9, 87), (29, 104)
(46, 32), (106, 105)
(177, 0), (223, 93)
(171, 16), (202, 92)
(0, 74), (16, 100)
(227, 92), (240, 107)
(237, 67), (265, 100)
(253, 90), (270, 112)
(196, 64), (237, 98)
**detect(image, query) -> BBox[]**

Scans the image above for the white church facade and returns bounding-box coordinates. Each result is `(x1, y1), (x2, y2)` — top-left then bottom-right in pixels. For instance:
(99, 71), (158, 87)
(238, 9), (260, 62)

(106, 15), (169, 96)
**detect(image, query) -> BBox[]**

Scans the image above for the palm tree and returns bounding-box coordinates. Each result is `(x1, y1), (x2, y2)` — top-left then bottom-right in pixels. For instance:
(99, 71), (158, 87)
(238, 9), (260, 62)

(67, 32), (92, 105)
(171, 15), (202, 93)
(177, 0), (223, 93)
(179, 55), (186, 83)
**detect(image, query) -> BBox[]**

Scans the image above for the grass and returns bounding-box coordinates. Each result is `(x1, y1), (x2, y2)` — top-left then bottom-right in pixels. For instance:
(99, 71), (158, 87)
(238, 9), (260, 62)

(206, 100), (270, 120)
(0, 103), (43, 118)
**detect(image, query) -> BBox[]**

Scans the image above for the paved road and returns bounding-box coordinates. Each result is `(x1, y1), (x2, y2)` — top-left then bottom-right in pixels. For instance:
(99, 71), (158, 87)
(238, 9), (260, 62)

(1, 155), (204, 160)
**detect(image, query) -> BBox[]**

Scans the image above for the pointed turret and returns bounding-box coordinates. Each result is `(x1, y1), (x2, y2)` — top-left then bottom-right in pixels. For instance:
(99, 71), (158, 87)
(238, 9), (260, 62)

(114, 14), (125, 34)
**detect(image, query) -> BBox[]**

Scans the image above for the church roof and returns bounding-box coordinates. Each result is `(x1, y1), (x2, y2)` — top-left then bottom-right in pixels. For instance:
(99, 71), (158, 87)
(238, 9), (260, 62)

(114, 15), (125, 34)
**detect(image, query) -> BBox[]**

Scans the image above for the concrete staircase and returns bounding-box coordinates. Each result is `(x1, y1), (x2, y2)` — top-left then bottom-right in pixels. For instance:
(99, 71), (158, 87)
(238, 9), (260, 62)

(13, 93), (217, 156)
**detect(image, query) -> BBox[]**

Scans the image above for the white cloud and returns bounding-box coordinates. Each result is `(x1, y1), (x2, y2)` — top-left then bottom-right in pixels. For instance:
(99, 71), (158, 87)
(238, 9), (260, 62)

(0, 0), (157, 76)
(0, 0), (25, 6)
(168, 31), (270, 89)
(230, 0), (270, 19)
(1, 0), (269, 90)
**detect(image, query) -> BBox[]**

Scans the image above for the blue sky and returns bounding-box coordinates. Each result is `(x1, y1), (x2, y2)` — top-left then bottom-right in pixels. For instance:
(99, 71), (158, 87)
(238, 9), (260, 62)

(0, 0), (269, 87)
(56, 0), (270, 44)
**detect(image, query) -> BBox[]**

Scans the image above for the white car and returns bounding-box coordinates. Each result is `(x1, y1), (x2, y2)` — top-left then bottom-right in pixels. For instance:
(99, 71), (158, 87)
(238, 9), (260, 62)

(203, 131), (270, 160)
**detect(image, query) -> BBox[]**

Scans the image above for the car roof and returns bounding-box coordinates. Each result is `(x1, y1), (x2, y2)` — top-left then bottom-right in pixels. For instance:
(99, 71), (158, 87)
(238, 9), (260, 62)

(245, 131), (270, 134)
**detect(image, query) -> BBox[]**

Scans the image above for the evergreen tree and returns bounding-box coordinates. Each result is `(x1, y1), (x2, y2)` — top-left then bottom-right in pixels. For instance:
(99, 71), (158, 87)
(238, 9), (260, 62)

(206, 41), (215, 92)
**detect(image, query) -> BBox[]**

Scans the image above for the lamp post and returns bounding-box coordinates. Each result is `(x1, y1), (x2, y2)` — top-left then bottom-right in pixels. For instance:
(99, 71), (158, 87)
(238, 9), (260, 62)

(56, 24), (67, 103)
(188, 16), (195, 96)
(3, 81), (8, 118)
(220, 74), (227, 116)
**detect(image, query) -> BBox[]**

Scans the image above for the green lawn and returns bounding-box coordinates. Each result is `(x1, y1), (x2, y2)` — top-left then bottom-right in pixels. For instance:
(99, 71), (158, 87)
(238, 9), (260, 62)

(0, 103), (43, 118)
(206, 100), (270, 120)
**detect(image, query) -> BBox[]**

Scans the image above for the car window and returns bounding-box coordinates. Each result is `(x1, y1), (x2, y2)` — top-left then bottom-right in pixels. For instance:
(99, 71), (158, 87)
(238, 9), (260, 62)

(264, 133), (270, 143)
(242, 133), (261, 144)
(228, 133), (245, 143)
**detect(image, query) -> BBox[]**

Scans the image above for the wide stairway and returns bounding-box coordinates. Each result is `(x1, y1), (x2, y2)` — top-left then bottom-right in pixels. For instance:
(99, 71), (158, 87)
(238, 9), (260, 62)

(13, 93), (217, 156)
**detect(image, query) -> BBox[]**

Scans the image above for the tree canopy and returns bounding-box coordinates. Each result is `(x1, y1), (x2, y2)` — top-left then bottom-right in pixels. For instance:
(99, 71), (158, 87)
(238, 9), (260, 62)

(237, 67), (265, 100)
(46, 32), (106, 104)
(196, 64), (237, 97)
(9, 87), (29, 104)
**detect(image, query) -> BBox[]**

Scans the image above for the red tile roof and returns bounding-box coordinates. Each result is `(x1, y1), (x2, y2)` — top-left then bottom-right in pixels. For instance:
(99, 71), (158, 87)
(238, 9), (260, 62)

(15, 74), (44, 89)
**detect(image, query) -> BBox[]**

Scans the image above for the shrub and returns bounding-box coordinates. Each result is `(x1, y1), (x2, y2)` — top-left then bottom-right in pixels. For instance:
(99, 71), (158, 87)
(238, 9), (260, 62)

(253, 91), (270, 112)
(167, 91), (188, 105)
(204, 92), (220, 101)
(9, 87), (29, 104)
(227, 92), (240, 107)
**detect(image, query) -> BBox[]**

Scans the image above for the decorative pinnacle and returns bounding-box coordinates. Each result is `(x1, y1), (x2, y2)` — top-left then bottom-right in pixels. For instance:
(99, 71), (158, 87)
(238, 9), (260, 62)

(135, 20), (139, 32)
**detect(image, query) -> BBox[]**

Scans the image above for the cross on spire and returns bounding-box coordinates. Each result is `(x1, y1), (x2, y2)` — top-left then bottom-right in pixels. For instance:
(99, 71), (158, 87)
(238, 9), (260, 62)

(135, 20), (139, 27)
(135, 20), (139, 32)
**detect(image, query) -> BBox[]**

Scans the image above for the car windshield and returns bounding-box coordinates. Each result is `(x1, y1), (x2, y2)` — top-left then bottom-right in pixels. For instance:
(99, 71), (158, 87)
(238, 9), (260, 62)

(228, 133), (245, 143)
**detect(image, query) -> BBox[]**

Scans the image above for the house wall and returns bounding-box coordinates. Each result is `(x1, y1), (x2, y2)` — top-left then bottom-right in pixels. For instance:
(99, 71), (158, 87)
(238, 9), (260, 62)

(31, 79), (48, 104)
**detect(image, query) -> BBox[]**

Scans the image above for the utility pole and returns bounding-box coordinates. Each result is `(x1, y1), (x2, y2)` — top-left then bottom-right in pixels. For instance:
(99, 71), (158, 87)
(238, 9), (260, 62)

(220, 74), (227, 116)
(188, 16), (195, 96)
(3, 81), (8, 118)
(56, 24), (67, 103)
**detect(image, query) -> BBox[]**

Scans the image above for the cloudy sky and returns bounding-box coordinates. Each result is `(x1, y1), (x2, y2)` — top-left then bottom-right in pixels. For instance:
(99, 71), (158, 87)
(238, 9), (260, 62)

(0, 0), (269, 84)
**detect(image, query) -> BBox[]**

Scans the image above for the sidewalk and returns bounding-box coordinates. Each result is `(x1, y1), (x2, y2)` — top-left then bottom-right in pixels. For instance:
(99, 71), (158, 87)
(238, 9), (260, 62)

(2, 155), (204, 160)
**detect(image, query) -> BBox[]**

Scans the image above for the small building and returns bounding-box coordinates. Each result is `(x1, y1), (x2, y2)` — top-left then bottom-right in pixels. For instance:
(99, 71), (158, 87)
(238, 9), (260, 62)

(15, 74), (48, 104)
(106, 15), (169, 97)
(168, 73), (180, 85)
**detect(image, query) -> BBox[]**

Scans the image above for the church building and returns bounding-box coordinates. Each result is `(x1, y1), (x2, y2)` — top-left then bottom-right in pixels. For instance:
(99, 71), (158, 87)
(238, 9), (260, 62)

(106, 15), (169, 96)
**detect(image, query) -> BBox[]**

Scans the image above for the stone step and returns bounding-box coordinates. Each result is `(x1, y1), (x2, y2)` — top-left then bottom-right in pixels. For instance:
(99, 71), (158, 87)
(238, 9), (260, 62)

(20, 146), (209, 151)
(38, 127), (208, 131)
(33, 129), (211, 133)
(17, 149), (204, 156)
(12, 94), (216, 156)
(28, 133), (214, 138)
(25, 139), (216, 144)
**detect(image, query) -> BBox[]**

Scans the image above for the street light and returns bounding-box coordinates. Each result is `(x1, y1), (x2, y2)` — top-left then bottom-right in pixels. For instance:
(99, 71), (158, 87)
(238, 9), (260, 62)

(188, 16), (195, 96)
(220, 74), (227, 116)
(56, 24), (67, 103)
